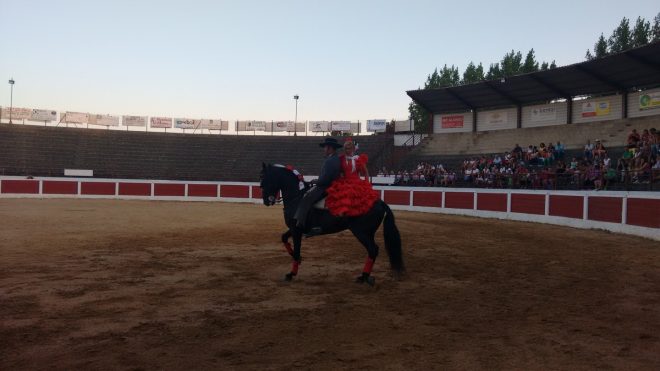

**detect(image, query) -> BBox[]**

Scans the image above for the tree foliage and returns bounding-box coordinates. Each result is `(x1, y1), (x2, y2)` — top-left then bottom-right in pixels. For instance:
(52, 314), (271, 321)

(585, 13), (657, 59)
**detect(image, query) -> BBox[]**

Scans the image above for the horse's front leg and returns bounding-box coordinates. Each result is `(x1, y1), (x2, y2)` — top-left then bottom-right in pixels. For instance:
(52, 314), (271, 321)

(285, 230), (303, 281)
(281, 230), (293, 256)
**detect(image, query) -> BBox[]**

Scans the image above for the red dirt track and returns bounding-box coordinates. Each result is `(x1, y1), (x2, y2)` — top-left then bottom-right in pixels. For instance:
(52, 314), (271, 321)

(1, 199), (659, 370)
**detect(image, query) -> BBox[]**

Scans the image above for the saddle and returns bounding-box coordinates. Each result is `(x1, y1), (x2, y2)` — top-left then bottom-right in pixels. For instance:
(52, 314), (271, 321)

(313, 197), (327, 210)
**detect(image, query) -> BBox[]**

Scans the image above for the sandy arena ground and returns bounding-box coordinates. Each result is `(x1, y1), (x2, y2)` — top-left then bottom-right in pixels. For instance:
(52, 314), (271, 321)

(1, 199), (659, 370)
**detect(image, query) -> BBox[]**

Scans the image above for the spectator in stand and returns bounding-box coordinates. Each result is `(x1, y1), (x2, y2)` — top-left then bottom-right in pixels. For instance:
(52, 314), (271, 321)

(653, 158), (660, 182)
(627, 129), (641, 147)
(555, 141), (565, 159)
(593, 140), (607, 159)
(584, 140), (594, 160)
(512, 144), (523, 160)
(650, 128), (658, 155)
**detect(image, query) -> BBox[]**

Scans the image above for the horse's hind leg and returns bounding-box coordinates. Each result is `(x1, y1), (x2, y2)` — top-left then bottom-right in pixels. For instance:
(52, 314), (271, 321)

(281, 230), (293, 256)
(285, 231), (303, 282)
(350, 229), (378, 286)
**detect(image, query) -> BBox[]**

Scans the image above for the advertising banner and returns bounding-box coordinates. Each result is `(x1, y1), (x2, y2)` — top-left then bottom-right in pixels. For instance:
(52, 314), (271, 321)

(122, 115), (147, 127)
(199, 119), (227, 130)
(639, 91), (660, 110)
(1, 107), (32, 120)
(581, 101), (610, 117)
(441, 115), (464, 128)
(485, 111), (508, 125)
(150, 116), (172, 128)
(174, 118), (200, 129)
(246, 121), (266, 131)
(367, 119), (387, 132)
(331, 121), (351, 131)
(288, 122), (304, 132)
(309, 121), (329, 132)
(30, 109), (58, 121)
(530, 106), (557, 122)
(88, 114), (120, 126)
(394, 120), (413, 132)
(63, 111), (89, 124)
(272, 121), (289, 132)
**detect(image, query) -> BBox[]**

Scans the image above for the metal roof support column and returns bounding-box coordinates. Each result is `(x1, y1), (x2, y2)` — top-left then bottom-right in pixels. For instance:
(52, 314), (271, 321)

(567, 98), (573, 124)
(516, 105), (522, 129)
(428, 112), (433, 134)
(472, 110), (477, 132)
(622, 92), (628, 119)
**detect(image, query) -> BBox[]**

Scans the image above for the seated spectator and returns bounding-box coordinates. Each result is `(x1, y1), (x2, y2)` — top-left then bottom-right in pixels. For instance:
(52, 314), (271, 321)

(593, 140), (607, 159)
(584, 140), (594, 160)
(653, 158), (660, 182)
(569, 157), (579, 171)
(512, 144), (523, 160)
(641, 129), (652, 146)
(555, 141), (565, 158)
(627, 129), (640, 147)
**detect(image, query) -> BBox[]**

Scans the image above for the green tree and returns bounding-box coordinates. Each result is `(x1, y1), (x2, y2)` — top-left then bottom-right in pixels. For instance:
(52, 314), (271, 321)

(594, 33), (609, 58)
(585, 49), (594, 60)
(500, 50), (523, 77)
(408, 65), (461, 133)
(549, 60), (557, 69)
(540, 61), (549, 71)
(462, 62), (485, 84)
(652, 12), (660, 41)
(608, 17), (632, 53)
(485, 63), (502, 80)
(631, 16), (650, 47)
(521, 49), (539, 73)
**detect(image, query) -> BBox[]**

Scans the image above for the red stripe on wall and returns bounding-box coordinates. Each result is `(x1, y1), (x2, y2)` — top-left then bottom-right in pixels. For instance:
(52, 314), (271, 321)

(1, 180), (40, 194)
(188, 184), (218, 197)
(549, 195), (583, 219)
(221, 185), (249, 198)
(412, 191), (442, 207)
(384, 190), (409, 205)
(81, 182), (116, 195)
(626, 198), (660, 229)
(588, 196), (622, 223)
(477, 193), (507, 212)
(43, 181), (78, 195)
(118, 182), (151, 196)
(445, 192), (473, 209)
(511, 194), (545, 215)
(251, 186), (262, 199)
(154, 183), (185, 196)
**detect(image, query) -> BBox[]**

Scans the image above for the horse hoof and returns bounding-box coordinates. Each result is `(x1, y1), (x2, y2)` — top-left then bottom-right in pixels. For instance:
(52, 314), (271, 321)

(355, 275), (375, 286)
(284, 273), (294, 281)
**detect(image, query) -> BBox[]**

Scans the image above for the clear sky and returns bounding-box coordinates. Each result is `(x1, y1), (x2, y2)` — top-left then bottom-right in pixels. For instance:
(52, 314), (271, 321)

(0, 0), (658, 122)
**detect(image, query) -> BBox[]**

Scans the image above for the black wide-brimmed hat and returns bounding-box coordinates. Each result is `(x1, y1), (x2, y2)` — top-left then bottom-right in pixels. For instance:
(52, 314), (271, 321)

(319, 137), (343, 148)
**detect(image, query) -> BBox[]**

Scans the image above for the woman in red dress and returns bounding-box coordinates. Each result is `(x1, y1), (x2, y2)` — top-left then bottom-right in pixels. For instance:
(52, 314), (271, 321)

(325, 138), (379, 217)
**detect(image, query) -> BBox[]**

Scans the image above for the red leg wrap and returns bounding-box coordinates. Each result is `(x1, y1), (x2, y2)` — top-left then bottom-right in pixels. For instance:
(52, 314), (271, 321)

(363, 257), (375, 274)
(284, 242), (293, 255)
(291, 260), (300, 275)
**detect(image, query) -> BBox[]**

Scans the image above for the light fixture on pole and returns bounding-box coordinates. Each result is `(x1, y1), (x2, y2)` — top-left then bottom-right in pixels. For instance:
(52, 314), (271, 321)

(293, 94), (299, 137)
(8, 78), (15, 124)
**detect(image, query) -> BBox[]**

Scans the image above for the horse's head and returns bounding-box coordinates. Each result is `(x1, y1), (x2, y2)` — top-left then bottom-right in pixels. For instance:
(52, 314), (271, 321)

(260, 163), (279, 206)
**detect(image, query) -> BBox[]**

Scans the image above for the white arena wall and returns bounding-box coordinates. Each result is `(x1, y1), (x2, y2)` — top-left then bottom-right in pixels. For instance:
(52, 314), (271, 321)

(1, 176), (658, 241)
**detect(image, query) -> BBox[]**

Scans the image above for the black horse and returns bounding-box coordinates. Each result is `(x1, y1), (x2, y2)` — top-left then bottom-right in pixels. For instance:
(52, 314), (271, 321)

(260, 163), (404, 285)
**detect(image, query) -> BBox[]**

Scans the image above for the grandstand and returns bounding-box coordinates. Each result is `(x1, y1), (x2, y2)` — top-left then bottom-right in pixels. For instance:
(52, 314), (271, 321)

(0, 124), (392, 181)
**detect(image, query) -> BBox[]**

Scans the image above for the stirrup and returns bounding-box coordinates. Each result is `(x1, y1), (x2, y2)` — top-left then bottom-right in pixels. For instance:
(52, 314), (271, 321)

(304, 227), (322, 238)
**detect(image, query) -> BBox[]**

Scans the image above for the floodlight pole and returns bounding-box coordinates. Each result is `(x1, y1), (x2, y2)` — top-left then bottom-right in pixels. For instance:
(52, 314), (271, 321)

(8, 78), (15, 124)
(293, 94), (299, 137)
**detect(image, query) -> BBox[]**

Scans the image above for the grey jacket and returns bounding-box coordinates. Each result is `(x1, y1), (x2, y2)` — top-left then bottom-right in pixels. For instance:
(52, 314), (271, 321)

(316, 153), (341, 188)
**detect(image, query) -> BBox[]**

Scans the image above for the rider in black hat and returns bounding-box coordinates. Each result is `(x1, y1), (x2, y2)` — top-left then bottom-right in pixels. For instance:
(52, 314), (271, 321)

(294, 137), (343, 232)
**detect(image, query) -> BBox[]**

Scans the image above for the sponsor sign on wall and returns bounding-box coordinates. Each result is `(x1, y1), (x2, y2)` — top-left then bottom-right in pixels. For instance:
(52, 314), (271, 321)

(174, 118), (201, 129)
(1, 107), (32, 120)
(367, 119), (387, 132)
(639, 91), (660, 110)
(581, 101), (610, 117)
(122, 115), (147, 127)
(63, 111), (89, 124)
(331, 121), (351, 131)
(88, 114), (120, 126)
(485, 111), (508, 125)
(150, 117), (172, 128)
(30, 109), (58, 121)
(441, 115), (464, 128)
(309, 121), (329, 132)
(246, 121), (266, 131)
(394, 120), (414, 132)
(530, 106), (557, 122)
(273, 121), (289, 132)
(199, 119), (227, 130)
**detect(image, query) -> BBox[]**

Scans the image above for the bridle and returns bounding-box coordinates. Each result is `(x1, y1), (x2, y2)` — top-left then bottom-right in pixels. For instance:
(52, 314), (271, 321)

(263, 164), (305, 206)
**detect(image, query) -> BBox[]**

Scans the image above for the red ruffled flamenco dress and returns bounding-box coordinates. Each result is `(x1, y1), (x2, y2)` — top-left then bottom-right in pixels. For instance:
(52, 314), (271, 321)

(325, 154), (379, 217)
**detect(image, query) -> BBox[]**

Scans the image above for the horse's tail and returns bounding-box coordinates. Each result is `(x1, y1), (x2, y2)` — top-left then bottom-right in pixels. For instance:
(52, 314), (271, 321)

(382, 201), (404, 274)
